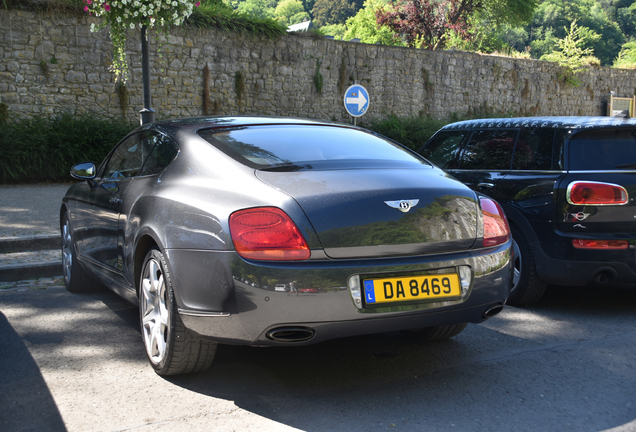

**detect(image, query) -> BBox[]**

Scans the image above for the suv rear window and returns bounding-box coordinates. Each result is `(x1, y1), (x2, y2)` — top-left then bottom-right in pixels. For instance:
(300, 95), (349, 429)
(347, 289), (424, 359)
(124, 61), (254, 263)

(198, 125), (428, 169)
(569, 128), (636, 170)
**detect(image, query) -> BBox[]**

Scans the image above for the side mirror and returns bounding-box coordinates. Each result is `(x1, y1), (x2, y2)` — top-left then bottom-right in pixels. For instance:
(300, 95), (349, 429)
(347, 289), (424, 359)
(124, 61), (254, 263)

(70, 162), (96, 180)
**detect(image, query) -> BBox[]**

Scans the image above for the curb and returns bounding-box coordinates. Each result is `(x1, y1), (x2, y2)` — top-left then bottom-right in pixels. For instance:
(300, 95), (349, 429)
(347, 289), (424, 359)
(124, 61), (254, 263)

(0, 234), (61, 253)
(0, 261), (62, 282)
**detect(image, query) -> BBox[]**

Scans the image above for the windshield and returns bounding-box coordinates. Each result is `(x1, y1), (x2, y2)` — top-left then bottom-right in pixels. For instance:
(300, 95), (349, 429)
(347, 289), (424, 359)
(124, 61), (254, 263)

(197, 125), (429, 169)
(569, 128), (636, 170)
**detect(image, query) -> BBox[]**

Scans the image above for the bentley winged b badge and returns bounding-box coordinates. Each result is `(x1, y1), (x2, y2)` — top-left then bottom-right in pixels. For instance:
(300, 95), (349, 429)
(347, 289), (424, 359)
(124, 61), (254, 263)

(385, 199), (419, 213)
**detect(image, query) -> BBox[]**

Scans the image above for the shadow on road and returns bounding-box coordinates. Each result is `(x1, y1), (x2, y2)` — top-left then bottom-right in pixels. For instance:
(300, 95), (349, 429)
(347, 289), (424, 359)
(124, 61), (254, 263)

(0, 312), (67, 432)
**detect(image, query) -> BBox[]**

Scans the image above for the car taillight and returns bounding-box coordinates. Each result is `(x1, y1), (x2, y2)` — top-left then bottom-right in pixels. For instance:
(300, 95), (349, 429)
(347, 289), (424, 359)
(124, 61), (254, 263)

(572, 239), (629, 250)
(229, 207), (310, 261)
(567, 181), (628, 205)
(480, 198), (510, 247)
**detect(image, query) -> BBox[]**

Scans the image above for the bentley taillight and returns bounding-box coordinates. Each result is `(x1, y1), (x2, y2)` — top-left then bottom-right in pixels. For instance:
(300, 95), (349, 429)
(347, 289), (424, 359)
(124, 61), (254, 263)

(229, 207), (310, 261)
(480, 198), (510, 247)
(567, 181), (628, 205)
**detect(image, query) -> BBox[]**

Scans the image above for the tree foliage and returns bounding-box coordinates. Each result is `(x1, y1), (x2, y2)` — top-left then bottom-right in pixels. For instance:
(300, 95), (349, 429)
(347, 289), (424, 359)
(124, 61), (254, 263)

(540, 20), (601, 85)
(312, 0), (364, 26)
(375, 0), (480, 49)
(343, 0), (405, 44)
(274, 0), (306, 24)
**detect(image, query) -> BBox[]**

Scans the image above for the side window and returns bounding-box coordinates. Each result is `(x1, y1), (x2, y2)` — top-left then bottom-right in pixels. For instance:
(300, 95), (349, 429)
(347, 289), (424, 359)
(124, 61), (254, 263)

(512, 127), (555, 170)
(139, 135), (179, 176)
(458, 129), (517, 170)
(103, 133), (146, 179)
(419, 131), (466, 168)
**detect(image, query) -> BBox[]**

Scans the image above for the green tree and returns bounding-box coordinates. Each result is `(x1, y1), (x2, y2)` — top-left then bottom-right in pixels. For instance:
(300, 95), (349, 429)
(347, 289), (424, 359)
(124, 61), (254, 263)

(525, 0), (625, 65)
(613, 40), (636, 68)
(236, 0), (277, 19)
(343, 0), (405, 44)
(275, 0), (307, 24)
(311, 0), (364, 26)
(541, 20), (601, 85)
(320, 23), (347, 38)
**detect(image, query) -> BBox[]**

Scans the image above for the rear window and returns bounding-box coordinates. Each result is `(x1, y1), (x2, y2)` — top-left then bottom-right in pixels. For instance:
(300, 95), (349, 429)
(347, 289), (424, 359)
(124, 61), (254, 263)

(197, 125), (428, 169)
(569, 128), (636, 170)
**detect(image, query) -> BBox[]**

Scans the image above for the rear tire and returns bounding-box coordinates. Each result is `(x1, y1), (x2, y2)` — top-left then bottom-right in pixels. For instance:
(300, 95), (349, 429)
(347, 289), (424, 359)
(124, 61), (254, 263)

(400, 323), (467, 342)
(139, 248), (217, 376)
(506, 225), (547, 307)
(61, 213), (102, 293)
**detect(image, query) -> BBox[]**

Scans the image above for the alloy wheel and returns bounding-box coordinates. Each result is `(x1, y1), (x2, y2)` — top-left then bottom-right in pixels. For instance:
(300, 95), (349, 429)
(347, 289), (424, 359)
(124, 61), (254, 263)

(141, 258), (170, 365)
(62, 219), (73, 286)
(512, 238), (521, 292)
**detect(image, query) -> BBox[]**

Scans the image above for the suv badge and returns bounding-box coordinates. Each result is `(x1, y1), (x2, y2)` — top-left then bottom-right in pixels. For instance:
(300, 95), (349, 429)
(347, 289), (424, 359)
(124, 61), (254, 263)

(385, 199), (419, 213)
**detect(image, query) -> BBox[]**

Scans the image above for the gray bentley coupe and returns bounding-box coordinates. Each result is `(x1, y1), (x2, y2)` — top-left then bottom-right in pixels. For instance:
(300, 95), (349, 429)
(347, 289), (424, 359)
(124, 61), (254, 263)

(61, 116), (512, 375)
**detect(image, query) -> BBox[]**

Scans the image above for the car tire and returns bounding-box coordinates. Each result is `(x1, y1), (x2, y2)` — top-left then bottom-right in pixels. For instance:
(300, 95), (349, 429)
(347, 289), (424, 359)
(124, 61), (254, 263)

(506, 225), (547, 307)
(139, 248), (217, 376)
(61, 213), (102, 293)
(400, 323), (467, 342)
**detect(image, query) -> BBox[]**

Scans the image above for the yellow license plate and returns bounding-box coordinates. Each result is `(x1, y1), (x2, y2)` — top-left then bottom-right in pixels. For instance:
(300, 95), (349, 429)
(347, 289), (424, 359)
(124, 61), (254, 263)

(363, 273), (460, 305)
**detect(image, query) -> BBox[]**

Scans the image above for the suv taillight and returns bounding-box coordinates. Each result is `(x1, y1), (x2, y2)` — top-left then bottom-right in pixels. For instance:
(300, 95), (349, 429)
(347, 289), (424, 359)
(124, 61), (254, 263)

(229, 207), (310, 261)
(480, 198), (510, 247)
(572, 239), (629, 250)
(567, 181), (628, 205)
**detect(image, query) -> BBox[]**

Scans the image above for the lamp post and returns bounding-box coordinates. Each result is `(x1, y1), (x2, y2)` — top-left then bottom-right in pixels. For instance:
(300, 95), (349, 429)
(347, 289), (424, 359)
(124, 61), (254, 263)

(139, 25), (156, 125)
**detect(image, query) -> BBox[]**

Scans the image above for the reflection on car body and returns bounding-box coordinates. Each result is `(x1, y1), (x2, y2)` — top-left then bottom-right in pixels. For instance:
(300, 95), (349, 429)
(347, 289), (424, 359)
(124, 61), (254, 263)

(61, 116), (512, 375)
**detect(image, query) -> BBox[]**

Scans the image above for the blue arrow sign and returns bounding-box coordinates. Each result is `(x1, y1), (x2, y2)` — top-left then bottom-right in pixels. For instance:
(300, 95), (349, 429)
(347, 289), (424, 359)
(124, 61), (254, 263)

(344, 84), (370, 117)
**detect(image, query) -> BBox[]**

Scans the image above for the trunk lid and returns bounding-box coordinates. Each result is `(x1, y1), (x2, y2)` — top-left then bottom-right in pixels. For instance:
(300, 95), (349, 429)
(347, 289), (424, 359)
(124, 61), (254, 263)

(256, 167), (480, 259)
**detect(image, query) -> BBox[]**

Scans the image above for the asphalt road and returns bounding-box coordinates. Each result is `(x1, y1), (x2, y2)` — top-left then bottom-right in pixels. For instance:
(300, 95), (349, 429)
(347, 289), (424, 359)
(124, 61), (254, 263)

(1, 282), (635, 432)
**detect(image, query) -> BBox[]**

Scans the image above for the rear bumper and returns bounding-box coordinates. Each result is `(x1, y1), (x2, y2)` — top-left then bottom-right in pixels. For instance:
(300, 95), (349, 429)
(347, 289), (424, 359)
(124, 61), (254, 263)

(166, 243), (512, 346)
(532, 229), (636, 286)
(534, 252), (636, 286)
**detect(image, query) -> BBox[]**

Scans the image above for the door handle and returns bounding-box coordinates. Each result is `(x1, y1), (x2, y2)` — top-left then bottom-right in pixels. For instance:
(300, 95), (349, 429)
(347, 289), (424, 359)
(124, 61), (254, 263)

(477, 183), (495, 189)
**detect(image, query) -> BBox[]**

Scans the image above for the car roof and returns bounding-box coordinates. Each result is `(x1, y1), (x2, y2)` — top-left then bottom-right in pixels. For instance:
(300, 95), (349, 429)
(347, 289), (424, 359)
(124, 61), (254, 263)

(141, 116), (339, 135)
(440, 116), (636, 132)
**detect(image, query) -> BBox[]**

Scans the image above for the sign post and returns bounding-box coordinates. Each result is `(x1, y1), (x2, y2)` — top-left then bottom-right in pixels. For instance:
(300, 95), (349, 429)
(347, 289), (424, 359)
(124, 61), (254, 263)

(344, 84), (370, 126)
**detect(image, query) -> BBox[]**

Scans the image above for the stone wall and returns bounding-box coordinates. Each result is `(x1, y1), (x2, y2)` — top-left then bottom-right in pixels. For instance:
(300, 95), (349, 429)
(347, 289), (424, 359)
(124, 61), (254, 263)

(3, 8), (636, 125)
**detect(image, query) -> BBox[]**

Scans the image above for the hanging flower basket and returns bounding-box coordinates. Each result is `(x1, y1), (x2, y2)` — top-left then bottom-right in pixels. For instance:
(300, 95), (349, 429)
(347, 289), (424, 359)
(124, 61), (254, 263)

(85, 0), (201, 82)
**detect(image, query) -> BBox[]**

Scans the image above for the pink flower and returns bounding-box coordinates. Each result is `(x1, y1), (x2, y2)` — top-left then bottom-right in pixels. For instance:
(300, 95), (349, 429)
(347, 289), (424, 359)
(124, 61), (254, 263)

(84, 5), (89, 10)
(103, 2), (110, 11)
(195, 1), (200, 6)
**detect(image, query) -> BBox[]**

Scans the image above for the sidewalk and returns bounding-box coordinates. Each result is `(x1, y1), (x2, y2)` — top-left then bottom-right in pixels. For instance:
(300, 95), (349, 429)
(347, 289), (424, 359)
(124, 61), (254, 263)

(0, 183), (72, 282)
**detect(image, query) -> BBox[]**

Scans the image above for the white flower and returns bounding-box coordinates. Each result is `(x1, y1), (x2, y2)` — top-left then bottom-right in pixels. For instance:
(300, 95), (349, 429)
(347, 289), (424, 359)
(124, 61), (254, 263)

(117, 16), (121, 22)
(130, 22), (135, 28)
(90, 23), (97, 32)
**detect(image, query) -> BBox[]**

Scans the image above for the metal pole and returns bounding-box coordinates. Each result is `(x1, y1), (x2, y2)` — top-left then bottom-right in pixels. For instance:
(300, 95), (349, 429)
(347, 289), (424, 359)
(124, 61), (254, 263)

(139, 25), (155, 125)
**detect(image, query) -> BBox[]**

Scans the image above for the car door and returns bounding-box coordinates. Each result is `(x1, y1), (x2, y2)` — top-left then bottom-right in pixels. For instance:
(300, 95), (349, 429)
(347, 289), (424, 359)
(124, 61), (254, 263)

(448, 128), (518, 200)
(77, 131), (155, 280)
(495, 126), (563, 225)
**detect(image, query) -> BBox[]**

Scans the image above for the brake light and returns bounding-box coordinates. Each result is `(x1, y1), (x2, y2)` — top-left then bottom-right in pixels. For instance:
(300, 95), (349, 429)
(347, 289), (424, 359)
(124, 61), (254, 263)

(229, 207), (310, 261)
(567, 181), (628, 205)
(480, 198), (510, 247)
(572, 239), (629, 250)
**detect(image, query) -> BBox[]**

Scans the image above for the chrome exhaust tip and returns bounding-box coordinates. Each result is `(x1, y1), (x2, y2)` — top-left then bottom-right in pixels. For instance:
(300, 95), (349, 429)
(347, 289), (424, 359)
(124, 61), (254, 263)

(483, 303), (504, 319)
(266, 327), (315, 343)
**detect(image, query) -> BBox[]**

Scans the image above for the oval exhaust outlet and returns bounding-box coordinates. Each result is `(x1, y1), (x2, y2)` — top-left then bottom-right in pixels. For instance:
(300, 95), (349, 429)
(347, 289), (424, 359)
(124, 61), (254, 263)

(266, 327), (315, 343)
(483, 303), (504, 319)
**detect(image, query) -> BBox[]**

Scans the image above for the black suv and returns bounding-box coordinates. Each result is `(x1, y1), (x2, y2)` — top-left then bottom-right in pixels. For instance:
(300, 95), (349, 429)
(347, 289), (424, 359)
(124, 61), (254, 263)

(419, 117), (636, 306)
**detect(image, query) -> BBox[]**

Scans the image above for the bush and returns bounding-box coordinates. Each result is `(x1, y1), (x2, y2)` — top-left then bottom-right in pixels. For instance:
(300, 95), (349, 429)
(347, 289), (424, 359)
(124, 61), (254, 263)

(363, 114), (450, 151)
(0, 112), (136, 184)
